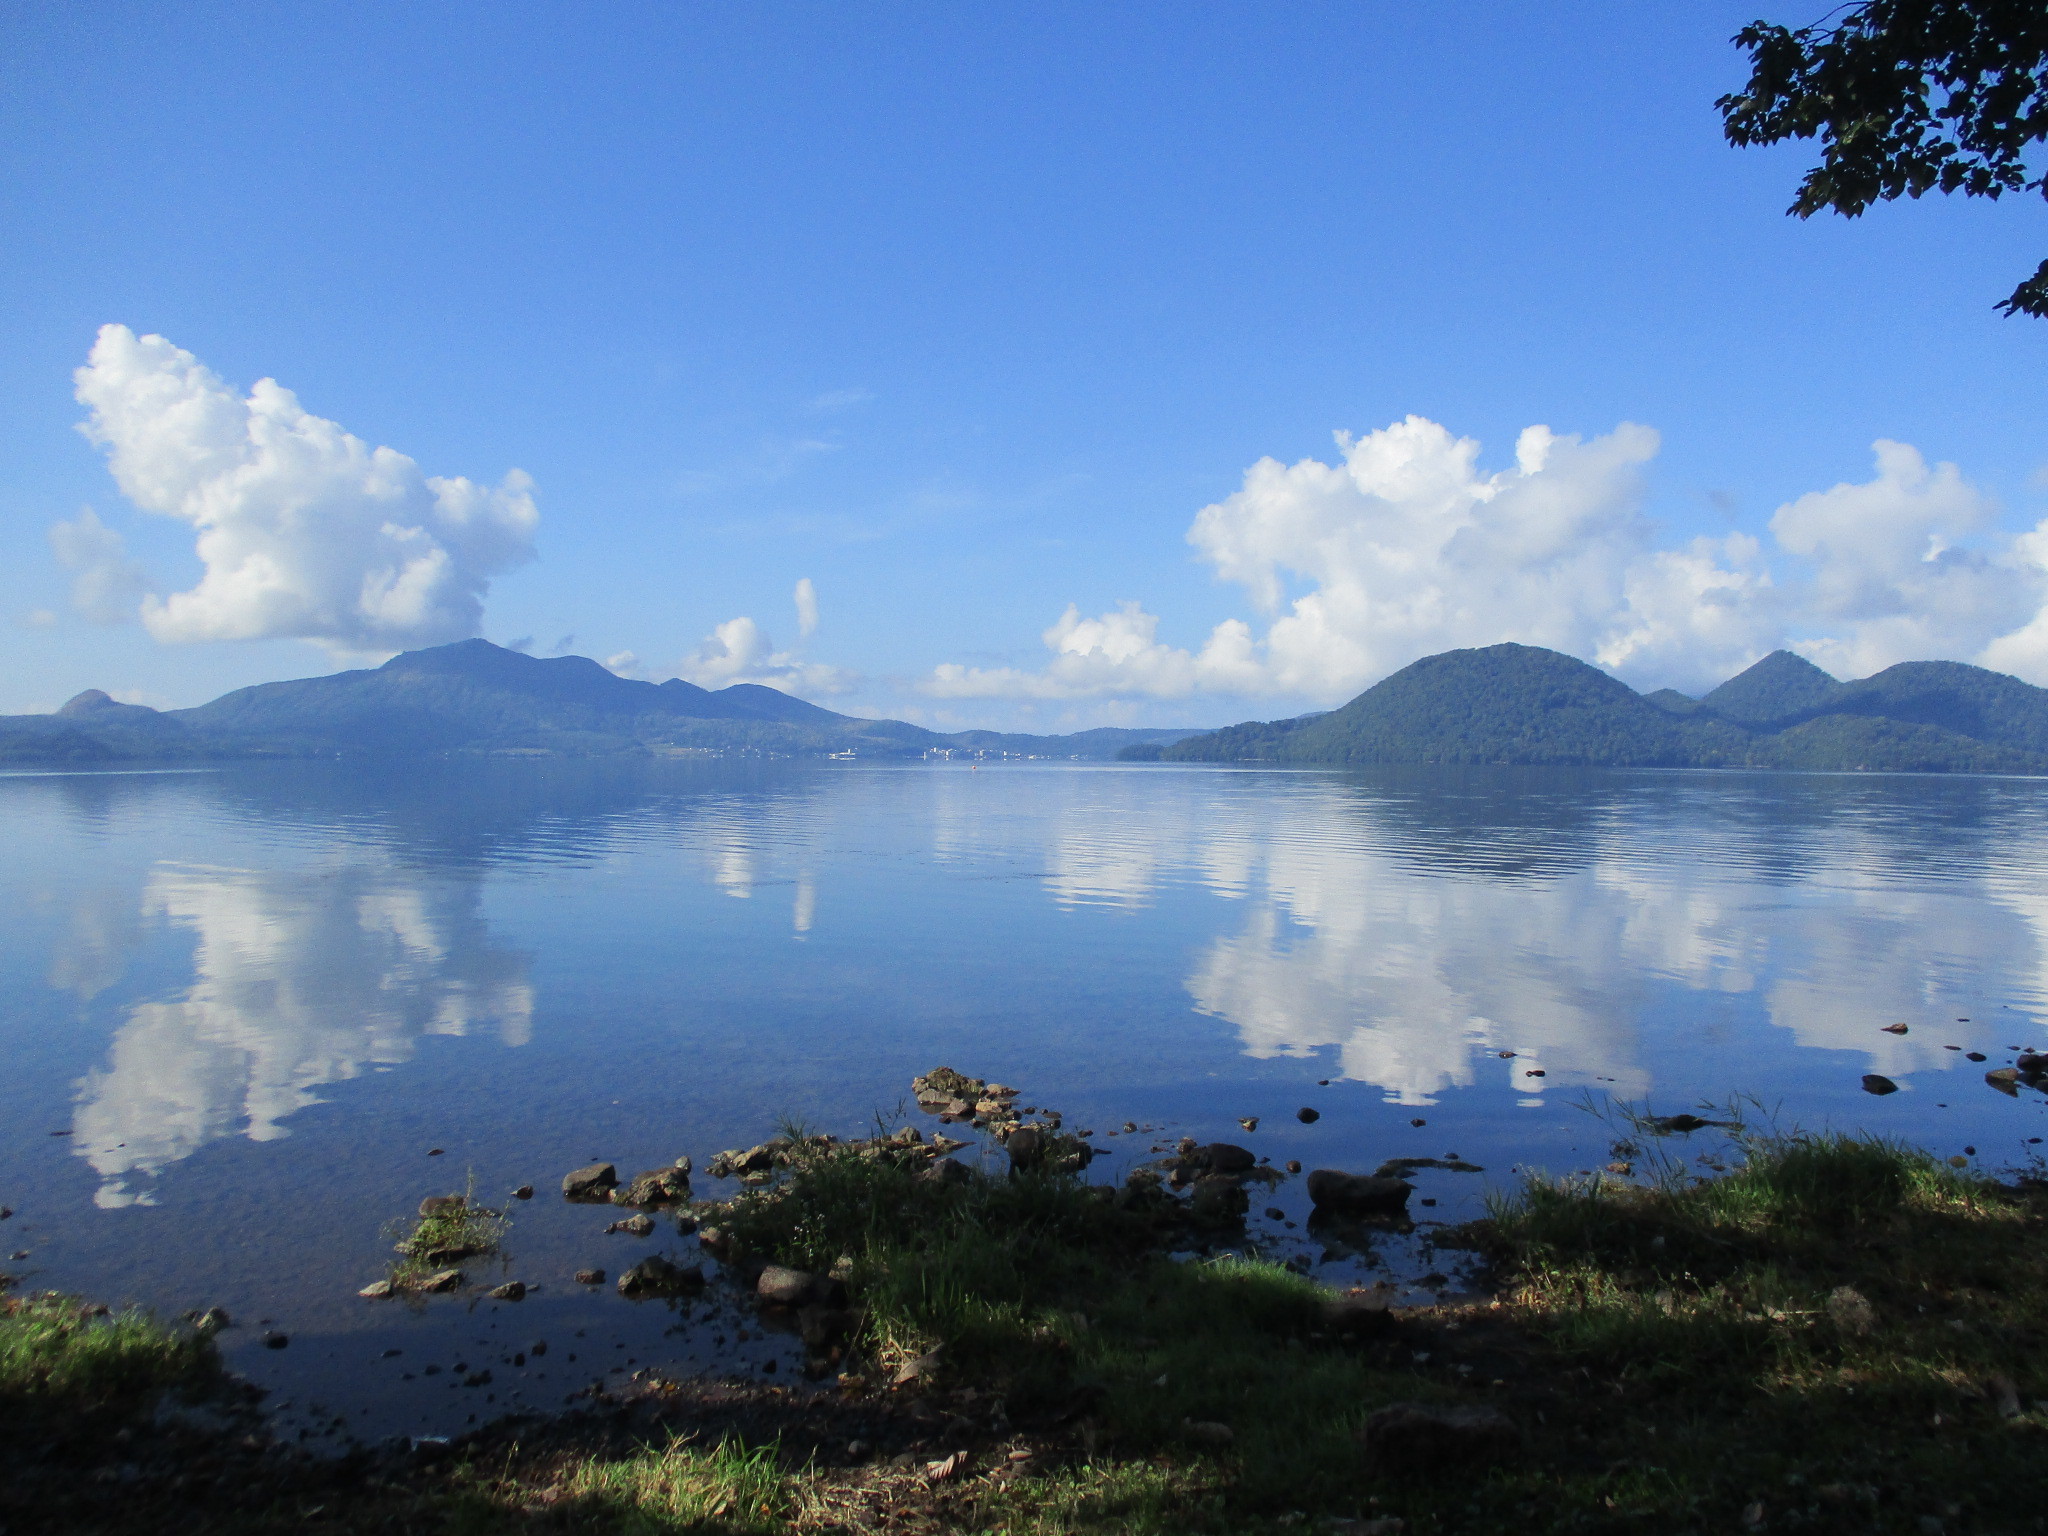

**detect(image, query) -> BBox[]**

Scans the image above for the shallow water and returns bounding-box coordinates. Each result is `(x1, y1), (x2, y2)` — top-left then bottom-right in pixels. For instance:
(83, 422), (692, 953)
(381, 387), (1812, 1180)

(2, 758), (2044, 1444)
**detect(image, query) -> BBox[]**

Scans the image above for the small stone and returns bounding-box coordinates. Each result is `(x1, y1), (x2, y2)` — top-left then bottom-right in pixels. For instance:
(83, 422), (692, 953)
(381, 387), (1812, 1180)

(757, 1265), (817, 1306)
(1967, 1052), (1987, 1062)
(1285, 1160), (1302, 1174)
(262, 1331), (289, 1349)
(418, 1194), (465, 1218)
(1409, 1118), (1426, 1127)
(1881, 1023), (1909, 1035)
(185, 1307), (230, 1333)
(574, 1268), (605, 1286)
(511, 1185), (534, 1200)
(562, 1163), (619, 1200)
(1321, 1289), (1396, 1337)
(605, 1214), (655, 1237)
(488, 1281), (527, 1301)
(427, 1148), (444, 1156)
(1826, 1286), (1875, 1335)
(1265, 1206), (1286, 1220)
(418, 1268), (465, 1293)
(917, 1157), (973, 1187)
(1862, 1074), (1899, 1096)
(1238, 1116), (1259, 1131)
(892, 1348), (942, 1386)
(358, 1280), (395, 1300)
(1296, 1107), (1320, 1124)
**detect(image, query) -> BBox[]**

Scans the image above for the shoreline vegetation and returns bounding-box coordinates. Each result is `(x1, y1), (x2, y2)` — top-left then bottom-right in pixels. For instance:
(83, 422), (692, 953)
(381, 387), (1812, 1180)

(7, 1071), (2048, 1533)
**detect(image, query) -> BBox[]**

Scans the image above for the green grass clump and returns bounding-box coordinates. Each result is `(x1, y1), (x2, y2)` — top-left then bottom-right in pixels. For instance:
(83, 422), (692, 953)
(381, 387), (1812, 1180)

(0, 1291), (218, 1428)
(385, 1177), (509, 1284)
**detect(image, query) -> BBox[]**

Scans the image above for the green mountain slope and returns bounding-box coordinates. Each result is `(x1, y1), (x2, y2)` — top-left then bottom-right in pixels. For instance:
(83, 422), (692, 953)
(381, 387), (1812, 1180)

(1145, 644), (2048, 775)
(0, 640), (1208, 764)
(1697, 649), (1840, 727)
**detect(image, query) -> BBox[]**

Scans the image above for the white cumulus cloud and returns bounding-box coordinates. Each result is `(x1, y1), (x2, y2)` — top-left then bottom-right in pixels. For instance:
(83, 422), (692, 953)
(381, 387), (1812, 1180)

(48, 506), (152, 624)
(74, 324), (537, 652)
(670, 613), (858, 696)
(794, 576), (819, 639)
(924, 415), (2048, 707)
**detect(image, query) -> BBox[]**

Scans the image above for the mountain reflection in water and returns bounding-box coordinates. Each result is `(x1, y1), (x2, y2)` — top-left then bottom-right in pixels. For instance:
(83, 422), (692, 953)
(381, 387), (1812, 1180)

(10, 759), (2047, 1211)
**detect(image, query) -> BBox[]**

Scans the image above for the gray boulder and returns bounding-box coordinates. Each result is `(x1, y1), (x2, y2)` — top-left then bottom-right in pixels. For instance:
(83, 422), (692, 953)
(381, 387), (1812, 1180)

(562, 1163), (619, 1201)
(757, 1265), (817, 1306)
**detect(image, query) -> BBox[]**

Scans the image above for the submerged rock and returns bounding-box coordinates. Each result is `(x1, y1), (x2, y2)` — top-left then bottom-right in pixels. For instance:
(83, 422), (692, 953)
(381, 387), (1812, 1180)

(1306, 1170), (1413, 1217)
(562, 1163), (619, 1201)
(1374, 1157), (1485, 1178)
(1189, 1175), (1249, 1221)
(488, 1281), (528, 1301)
(574, 1268), (606, 1286)
(617, 1256), (704, 1298)
(1203, 1143), (1256, 1175)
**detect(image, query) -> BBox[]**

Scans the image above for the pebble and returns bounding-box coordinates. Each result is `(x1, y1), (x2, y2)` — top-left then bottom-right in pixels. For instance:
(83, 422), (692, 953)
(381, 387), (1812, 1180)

(1296, 1107), (1320, 1124)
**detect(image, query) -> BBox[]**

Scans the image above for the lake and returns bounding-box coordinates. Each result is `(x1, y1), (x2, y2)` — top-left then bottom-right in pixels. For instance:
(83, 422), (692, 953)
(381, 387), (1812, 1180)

(2, 758), (2044, 1444)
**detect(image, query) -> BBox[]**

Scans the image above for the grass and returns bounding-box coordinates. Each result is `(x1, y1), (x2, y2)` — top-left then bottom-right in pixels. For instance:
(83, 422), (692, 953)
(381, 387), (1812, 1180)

(385, 1174), (511, 1285)
(0, 1289), (219, 1427)
(14, 1117), (2048, 1534)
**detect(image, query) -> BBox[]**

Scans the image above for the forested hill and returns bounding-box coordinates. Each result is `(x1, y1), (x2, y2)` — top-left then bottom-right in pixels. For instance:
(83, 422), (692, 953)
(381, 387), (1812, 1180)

(1127, 644), (2048, 775)
(0, 640), (1206, 764)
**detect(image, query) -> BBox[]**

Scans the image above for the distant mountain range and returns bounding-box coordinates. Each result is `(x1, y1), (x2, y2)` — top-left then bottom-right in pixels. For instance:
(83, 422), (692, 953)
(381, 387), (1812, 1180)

(1122, 644), (2048, 774)
(0, 640), (1206, 764)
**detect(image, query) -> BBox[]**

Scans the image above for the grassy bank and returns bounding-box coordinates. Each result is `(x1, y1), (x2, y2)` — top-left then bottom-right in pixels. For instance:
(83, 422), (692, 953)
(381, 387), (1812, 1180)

(8, 1117), (2048, 1535)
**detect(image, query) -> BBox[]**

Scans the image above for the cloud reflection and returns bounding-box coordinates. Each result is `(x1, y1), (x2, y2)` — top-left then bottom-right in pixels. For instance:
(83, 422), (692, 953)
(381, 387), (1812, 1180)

(72, 862), (532, 1207)
(1156, 778), (2048, 1106)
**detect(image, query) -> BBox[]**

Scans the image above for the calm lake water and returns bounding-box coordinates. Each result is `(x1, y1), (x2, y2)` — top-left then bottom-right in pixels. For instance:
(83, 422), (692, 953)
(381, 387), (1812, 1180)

(2, 758), (2045, 1443)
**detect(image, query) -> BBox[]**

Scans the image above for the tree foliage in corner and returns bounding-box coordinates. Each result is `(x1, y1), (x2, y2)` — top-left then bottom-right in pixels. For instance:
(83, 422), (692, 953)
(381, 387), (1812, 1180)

(1718, 1), (2048, 316)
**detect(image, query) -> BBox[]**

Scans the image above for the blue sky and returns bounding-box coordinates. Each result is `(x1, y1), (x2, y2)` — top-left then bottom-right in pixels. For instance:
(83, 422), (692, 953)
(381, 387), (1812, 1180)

(3, 1), (2045, 728)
